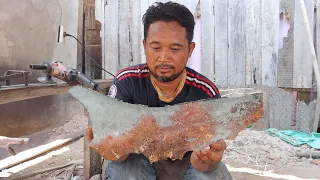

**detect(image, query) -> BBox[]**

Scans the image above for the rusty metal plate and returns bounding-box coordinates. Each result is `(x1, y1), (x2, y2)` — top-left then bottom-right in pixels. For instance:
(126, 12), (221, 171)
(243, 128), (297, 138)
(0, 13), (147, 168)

(69, 86), (263, 163)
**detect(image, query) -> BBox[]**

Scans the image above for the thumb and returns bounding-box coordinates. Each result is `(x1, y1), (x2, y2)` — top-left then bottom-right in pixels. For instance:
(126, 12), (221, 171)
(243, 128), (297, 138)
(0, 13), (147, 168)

(86, 125), (94, 141)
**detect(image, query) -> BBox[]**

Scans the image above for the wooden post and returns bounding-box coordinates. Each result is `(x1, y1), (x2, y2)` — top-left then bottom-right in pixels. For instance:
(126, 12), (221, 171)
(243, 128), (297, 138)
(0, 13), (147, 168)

(84, 0), (102, 79)
(80, 0), (103, 179)
(84, 111), (102, 180)
(77, 0), (85, 73)
(299, 0), (320, 132)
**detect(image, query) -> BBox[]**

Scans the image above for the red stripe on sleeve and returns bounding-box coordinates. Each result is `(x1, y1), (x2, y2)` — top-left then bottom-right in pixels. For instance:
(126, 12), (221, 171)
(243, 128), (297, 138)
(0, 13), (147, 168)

(186, 80), (214, 98)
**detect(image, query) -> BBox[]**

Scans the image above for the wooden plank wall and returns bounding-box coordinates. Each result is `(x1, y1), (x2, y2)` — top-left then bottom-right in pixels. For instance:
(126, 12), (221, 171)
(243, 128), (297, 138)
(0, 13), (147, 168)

(102, 0), (316, 88)
(293, 0), (314, 88)
(214, 0), (228, 86)
(261, 0), (279, 87)
(227, 0), (246, 87)
(245, 0), (262, 86)
(201, 0), (215, 82)
(104, 0), (119, 76)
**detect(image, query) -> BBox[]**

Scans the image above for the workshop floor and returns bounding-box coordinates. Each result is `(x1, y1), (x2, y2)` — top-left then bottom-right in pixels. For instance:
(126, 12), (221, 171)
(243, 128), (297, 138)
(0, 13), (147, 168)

(0, 114), (87, 180)
(1, 115), (320, 180)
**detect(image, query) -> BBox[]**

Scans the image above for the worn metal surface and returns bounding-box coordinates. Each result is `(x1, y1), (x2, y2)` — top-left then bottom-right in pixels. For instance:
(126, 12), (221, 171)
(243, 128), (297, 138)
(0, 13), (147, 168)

(69, 86), (264, 163)
(0, 83), (70, 105)
(0, 93), (84, 138)
(0, 79), (112, 105)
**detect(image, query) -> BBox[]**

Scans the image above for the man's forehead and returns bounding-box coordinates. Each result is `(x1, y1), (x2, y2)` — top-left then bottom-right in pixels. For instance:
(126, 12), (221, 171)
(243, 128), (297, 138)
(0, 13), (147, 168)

(147, 21), (187, 40)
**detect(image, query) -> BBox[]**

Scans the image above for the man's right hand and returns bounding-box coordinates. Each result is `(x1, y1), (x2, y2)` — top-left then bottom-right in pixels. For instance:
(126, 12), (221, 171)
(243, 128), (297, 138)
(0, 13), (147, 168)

(86, 125), (129, 163)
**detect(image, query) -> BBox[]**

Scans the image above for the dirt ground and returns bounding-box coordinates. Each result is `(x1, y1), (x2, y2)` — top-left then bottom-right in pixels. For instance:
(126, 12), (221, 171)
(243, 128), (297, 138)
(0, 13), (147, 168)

(0, 114), (87, 180)
(1, 115), (320, 180)
(223, 130), (320, 180)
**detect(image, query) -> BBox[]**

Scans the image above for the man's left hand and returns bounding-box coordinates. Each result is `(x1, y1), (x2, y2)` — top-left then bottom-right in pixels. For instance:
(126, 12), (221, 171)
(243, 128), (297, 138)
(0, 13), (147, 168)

(190, 140), (227, 172)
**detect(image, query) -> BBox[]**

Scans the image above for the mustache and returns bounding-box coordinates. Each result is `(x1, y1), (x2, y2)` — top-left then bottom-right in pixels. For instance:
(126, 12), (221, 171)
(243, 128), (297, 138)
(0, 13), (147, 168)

(155, 63), (175, 69)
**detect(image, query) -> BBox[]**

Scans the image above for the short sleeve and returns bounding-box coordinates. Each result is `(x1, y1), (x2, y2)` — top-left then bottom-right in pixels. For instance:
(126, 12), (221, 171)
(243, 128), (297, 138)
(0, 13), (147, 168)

(107, 78), (133, 103)
(213, 90), (221, 99)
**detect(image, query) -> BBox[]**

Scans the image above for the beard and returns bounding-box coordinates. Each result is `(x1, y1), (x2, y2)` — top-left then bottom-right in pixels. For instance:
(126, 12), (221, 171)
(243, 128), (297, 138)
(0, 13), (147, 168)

(150, 63), (184, 82)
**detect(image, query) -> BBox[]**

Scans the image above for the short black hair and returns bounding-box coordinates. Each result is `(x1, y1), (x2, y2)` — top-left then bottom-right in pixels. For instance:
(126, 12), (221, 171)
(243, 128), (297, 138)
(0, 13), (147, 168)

(142, 1), (195, 44)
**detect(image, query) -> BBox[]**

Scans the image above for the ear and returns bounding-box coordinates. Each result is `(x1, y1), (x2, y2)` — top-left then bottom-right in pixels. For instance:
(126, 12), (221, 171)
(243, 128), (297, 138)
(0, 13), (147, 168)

(143, 39), (146, 54)
(188, 42), (196, 58)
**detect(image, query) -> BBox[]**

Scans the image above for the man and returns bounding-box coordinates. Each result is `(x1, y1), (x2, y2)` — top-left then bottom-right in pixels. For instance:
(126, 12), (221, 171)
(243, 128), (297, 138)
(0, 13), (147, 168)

(89, 2), (232, 180)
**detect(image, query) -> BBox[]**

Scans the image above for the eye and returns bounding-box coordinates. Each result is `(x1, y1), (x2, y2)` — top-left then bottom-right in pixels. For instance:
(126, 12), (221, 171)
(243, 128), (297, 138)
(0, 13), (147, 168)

(152, 47), (161, 51)
(171, 48), (180, 53)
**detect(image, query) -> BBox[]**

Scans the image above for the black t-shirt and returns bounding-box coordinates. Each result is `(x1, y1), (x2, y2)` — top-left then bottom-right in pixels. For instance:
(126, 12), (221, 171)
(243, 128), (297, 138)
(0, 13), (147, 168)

(107, 63), (221, 179)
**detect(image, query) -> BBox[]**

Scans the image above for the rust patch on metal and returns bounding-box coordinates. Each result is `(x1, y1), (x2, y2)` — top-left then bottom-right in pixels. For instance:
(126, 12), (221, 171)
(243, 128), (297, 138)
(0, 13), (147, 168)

(231, 107), (237, 113)
(90, 103), (216, 163)
(229, 102), (264, 140)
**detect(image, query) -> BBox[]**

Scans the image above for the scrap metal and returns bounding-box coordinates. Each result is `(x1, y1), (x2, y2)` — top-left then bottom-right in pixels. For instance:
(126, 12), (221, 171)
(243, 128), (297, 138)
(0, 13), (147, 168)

(69, 86), (264, 163)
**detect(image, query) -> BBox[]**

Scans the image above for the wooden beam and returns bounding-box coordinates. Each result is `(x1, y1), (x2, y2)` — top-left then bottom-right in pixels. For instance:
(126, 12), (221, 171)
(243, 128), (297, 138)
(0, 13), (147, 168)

(261, 0), (279, 87)
(78, 0), (85, 73)
(245, 0), (262, 86)
(84, 0), (102, 79)
(201, 0), (215, 83)
(214, 0), (228, 86)
(0, 131), (84, 170)
(119, 0), (130, 70)
(82, 1), (104, 178)
(228, 0), (246, 86)
(130, 0), (142, 66)
(140, 0), (148, 64)
(7, 160), (83, 180)
(83, 117), (102, 180)
(105, 0), (119, 74)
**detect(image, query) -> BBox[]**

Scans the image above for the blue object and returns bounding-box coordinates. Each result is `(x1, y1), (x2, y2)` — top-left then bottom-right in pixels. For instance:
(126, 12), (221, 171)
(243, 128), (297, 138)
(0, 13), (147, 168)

(265, 128), (320, 149)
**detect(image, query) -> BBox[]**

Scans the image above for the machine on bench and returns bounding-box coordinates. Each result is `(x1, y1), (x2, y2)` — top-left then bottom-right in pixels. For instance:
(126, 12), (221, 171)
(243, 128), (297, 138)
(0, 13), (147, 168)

(29, 61), (106, 94)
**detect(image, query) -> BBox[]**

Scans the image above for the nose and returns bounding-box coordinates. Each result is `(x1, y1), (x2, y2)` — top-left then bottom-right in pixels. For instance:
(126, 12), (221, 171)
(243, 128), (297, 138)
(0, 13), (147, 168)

(158, 49), (170, 62)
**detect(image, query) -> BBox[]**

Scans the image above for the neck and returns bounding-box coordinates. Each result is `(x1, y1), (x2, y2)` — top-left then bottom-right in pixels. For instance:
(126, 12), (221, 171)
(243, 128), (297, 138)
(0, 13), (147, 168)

(151, 70), (187, 103)
(151, 70), (186, 95)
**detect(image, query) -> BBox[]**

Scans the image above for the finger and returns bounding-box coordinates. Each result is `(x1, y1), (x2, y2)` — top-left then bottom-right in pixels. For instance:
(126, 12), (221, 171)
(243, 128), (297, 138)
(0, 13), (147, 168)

(197, 151), (212, 164)
(220, 140), (227, 150)
(209, 140), (226, 151)
(86, 125), (94, 141)
(192, 151), (203, 162)
(202, 150), (223, 162)
(209, 143), (222, 151)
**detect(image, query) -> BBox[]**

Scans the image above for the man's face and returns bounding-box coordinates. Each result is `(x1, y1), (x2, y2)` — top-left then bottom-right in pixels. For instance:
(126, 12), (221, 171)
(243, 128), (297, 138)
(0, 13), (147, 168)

(143, 21), (195, 82)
